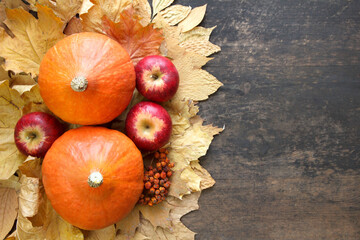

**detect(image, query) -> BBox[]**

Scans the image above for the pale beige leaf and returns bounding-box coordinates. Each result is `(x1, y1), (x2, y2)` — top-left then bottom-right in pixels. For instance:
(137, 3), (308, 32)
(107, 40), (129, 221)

(0, 175), (20, 190)
(165, 37), (223, 101)
(152, 0), (174, 17)
(81, 0), (133, 33)
(190, 160), (215, 190)
(115, 205), (140, 239)
(0, 2), (6, 24)
(9, 72), (36, 87)
(139, 202), (172, 229)
(161, 222), (195, 240)
(84, 225), (116, 240)
(168, 169), (190, 199)
(180, 167), (201, 192)
(168, 116), (222, 170)
(18, 156), (42, 179)
(36, 0), (83, 23)
(2, 0), (30, 11)
(19, 176), (41, 218)
(0, 5), (64, 75)
(115, 231), (149, 240)
(0, 80), (26, 180)
(159, 5), (191, 26)
(179, 26), (221, 56)
(0, 188), (18, 240)
(178, 4), (207, 32)
(167, 192), (200, 222)
(21, 84), (50, 114)
(164, 99), (198, 135)
(79, 0), (94, 15)
(17, 211), (45, 240)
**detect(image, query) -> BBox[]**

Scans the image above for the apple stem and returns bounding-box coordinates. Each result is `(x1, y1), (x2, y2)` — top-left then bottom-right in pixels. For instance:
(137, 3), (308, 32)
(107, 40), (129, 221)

(71, 76), (88, 92)
(26, 132), (37, 140)
(88, 171), (103, 188)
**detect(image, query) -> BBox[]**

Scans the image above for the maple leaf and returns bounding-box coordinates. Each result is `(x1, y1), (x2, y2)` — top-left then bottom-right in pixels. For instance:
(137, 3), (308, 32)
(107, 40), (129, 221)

(0, 5), (64, 75)
(102, 7), (164, 65)
(34, 0), (83, 23)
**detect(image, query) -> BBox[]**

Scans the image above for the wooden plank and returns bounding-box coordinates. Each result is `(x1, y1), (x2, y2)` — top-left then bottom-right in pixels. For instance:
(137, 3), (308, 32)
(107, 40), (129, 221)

(177, 0), (360, 239)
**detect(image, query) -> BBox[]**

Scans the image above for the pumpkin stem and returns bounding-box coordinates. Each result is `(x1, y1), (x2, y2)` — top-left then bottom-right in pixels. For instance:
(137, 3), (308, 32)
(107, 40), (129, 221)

(71, 76), (88, 92)
(88, 171), (103, 188)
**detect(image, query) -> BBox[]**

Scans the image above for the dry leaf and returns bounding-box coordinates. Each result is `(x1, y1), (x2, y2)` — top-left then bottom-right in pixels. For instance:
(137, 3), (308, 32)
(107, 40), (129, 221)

(81, 0), (133, 33)
(21, 84), (50, 114)
(19, 176), (41, 218)
(1, 0), (31, 11)
(0, 188), (18, 240)
(0, 175), (20, 190)
(139, 203), (172, 229)
(84, 225), (116, 240)
(168, 116), (222, 170)
(178, 4), (207, 33)
(165, 37), (223, 101)
(64, 16), (83, 35)
(0, 66), (9, 82)
(159, 5), (191, 26)
(152, 0), (174, 18)
(19, 156), (42, 179)
(0, 5), (64, 75)
(45, 210), (84, 240)
(180, 167), (202, 192)
(168, 170), (190, 199)
(102, 7), (164, 65)
(0, 80), (26, 180)
(179, 26), (221, 56)
(132, 0), (152, 26)
(35, 0), (83, 23)
(116, 205), (140, 239)
(191, 160), (215, 190)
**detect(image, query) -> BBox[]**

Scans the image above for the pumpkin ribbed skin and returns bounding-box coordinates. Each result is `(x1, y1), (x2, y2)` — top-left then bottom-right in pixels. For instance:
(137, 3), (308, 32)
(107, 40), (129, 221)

(42, 126), (144, 230)
(38, 32), (135, 125)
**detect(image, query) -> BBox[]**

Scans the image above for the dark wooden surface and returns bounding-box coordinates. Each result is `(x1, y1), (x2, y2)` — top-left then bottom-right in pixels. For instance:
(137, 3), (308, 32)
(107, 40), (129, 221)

(177, 0), (360, 239)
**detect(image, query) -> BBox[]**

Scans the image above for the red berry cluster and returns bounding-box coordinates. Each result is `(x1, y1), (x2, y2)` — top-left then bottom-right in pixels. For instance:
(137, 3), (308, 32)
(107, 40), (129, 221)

(138, 148), (175, 206)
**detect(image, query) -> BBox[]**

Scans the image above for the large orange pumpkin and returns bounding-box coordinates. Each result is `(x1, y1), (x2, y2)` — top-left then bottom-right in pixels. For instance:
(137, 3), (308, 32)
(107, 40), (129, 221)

(38, 32), (135, 125)
(42, 126), (144, 230)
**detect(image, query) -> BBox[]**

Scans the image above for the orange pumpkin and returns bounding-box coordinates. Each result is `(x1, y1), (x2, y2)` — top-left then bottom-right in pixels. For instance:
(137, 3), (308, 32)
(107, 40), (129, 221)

(38, 32), (135, 125)
(42, 126), (144, 230)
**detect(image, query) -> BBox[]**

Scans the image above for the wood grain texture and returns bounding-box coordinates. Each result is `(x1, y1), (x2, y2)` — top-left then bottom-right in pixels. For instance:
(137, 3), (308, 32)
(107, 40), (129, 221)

(175, 0), (360, 239)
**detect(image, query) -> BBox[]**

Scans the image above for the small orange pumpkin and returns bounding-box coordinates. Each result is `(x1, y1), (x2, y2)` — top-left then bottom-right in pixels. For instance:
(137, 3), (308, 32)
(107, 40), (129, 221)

(38, 32), (135, 125)
(42, 126), (144, 230)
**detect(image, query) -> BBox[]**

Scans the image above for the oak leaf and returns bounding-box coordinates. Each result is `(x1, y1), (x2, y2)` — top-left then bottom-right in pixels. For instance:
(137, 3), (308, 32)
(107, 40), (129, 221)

(84, 225), (116, 240)
(0, 5), (64, 75)
(0, 80), (26, 180)
(21, 84), (50, 115)
(115, 205), (140, 239)
(0, 188), (18, 240)
(102, 7), (164, 65)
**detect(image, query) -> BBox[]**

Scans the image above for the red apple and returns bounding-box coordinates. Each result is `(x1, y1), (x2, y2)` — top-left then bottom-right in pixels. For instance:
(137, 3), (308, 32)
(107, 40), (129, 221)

(14, 112), (65, 158)
(125, 101), (172, 151)
(135, 55), (179, 102)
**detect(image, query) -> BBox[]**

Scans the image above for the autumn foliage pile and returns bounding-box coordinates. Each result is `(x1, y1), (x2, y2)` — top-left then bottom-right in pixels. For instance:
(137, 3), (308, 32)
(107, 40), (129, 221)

(0, 0), (222, 239)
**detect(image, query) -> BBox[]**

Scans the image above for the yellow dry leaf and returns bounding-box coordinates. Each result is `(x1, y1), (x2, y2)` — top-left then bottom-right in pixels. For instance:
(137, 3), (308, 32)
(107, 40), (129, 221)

(152, 0), (174, 18)
(139, 203), (172, 229)
(115, 205), (140, 239)
(180, 167), (201, 192)
(1, 0), (30, 11)
(164, 37), (222, 101)
(81, 0), (131, 33)
(115, 231), (148, 240)
(159, 5), (191, 26)
(0, 5), (64, 75)
(0, 80), (26, 180)
(164, 99), (198, 135)
(168, 170), (190, 199)
(36, 0), (83, 23)
(21, 84), (50, 114)
(191, 160), (216, 190)
(84, 225), (116, 240)
(167, 192), (200, 222)
(18, 156), (42, 179)
(0, 66), (9, 82)
(17, 211), (45, 240)
(0, 175), (20, 190)
(178, 4), (206, 33)
(45, 210), (84, 240)
(0, 188), (18, 240)
(132, 0), (152, 26)
(19, 175), (41, 218)
(179, 26), (221, 56)
(168, 116), (222, 170)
